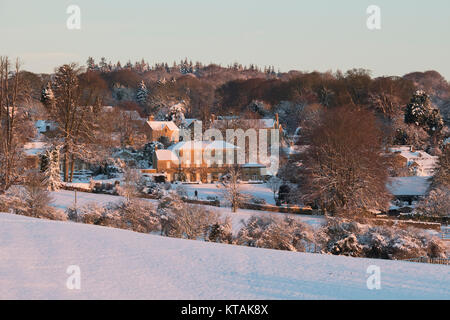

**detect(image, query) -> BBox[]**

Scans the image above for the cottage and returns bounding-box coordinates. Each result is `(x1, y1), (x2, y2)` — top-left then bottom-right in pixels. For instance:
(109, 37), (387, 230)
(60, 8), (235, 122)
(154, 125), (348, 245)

(151, 140), (269, 183)
(145, 116), (179, 143)
(388, 146), (438, 177)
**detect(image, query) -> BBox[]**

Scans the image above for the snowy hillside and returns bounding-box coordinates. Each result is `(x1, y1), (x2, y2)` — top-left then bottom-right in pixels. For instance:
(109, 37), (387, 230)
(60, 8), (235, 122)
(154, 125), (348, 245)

(1, 213), (448, 300)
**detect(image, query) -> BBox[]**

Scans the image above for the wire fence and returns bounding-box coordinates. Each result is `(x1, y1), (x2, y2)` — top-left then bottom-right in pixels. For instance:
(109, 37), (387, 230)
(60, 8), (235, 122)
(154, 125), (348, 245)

(402, 257), (449, 265)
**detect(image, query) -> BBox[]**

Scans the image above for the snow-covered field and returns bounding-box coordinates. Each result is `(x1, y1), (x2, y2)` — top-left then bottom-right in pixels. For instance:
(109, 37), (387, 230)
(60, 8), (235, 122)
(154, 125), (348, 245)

(0, 213), (448, 300)
(49, 190), (325, 233)
(180, 182), (277, 205)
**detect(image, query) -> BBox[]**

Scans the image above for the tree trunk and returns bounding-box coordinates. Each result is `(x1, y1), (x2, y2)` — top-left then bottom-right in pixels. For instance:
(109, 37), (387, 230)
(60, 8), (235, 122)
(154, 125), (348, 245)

(69, 154), (75, 182)
(63, 147), (69, 182)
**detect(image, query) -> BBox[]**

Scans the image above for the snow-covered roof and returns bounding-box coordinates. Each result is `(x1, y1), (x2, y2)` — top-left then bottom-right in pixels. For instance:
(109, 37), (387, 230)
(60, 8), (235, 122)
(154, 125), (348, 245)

(184, 118), (201, 127)
(169, 140), (238, 152)
(389, 146), (438, 174)
(24, 141), (49, 156)
(205, 140), (238, 150)
(155, 150), (179, 162)
(241, 163), (266, 168)
(147, 121), (179, 131)
(387, 176), (431, 196)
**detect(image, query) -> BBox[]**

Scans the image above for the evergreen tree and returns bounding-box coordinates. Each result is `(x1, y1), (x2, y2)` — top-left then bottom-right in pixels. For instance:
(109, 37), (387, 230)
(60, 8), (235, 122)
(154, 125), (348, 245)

(405, 90), (444, 141)
(405, 90), (432, 126)
(41, 148), (61, 191)
(99, 57), (108, 72)
(40, 82), (55, 108)
(136, 80), (148, 105)
(86, 57), (96, 71)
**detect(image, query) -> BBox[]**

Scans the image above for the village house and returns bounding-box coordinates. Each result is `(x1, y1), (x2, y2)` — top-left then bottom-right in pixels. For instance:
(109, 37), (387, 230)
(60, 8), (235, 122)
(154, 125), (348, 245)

(145, 116), (179, 143)
(151, 140), (268, 182)
(389, 146), (438, 177)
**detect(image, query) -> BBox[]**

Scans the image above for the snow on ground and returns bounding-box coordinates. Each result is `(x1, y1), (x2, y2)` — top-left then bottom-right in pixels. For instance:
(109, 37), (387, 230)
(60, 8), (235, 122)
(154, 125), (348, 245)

(50, 190), (129, 210)
(61, 181), (277, 205)
(0, 213), (448, 300)
(177, 182), (277, 205)
(49, 190), (325, 233)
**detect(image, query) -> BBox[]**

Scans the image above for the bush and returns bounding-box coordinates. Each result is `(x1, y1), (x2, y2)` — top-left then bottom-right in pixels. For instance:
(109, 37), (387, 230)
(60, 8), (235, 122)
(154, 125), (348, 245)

(157, 194), (220, 239)
(206, 217), (233, 244)
(317, 218), (447, 260)
(67, 203), (106, 224)
(112, 199), (159, 233)
(236, 215), (314, 252)
(68, 199), (159, 234)
(0, 176), (66, 221)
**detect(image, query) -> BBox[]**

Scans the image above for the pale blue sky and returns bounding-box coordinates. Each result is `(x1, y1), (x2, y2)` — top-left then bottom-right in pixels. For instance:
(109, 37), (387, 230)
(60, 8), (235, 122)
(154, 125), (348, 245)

(1, 0), (449, 79)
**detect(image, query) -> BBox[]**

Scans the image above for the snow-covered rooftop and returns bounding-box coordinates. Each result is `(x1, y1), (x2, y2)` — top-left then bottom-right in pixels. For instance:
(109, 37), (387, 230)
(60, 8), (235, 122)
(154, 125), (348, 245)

(241, 163), (266, 168)
(155, 149), (179, 162)
(387, 176), (431, 196)
(389, 146), (438, 176)
(169, 140), (238, 151)
(183, 118), (201, 127)
(146, 121), (178, 131)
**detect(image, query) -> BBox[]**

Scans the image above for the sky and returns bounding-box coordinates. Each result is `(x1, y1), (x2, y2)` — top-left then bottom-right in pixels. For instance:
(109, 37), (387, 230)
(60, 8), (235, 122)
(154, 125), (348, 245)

(1, 0), (449, 79)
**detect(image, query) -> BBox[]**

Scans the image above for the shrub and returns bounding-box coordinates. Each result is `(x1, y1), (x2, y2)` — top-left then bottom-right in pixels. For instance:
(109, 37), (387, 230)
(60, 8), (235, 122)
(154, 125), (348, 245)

(0, 175), (66, 221)
(107, 199), (159, 233)
(236, 215), (314, 252)
(317, 218), (447, 260)
(157, 194), (220, 239)
(206, 217), (233, 244)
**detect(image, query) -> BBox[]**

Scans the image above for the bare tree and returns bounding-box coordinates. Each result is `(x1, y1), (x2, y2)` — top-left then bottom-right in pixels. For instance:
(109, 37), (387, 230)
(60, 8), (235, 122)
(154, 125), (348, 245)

(117, 168), (142, 202)
(219, 167), (247, 212)
(42, 64), (106, 182)
(0, 57), (33, 193)
(23, 171), (54, 218)
(299, 107), (390, 215)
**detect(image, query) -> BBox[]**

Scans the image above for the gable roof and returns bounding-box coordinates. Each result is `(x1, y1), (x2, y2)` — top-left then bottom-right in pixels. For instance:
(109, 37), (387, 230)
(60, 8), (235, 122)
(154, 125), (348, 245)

(155, 150), (179, 162)
(146, 121), (179, 131)
(169, 140), (238, 152)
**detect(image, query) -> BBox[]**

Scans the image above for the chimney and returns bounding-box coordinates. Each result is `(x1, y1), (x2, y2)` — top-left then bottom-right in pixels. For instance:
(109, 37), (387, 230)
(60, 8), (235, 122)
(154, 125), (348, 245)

(148, 115), (155, 121)
(275, 113), (279, 128)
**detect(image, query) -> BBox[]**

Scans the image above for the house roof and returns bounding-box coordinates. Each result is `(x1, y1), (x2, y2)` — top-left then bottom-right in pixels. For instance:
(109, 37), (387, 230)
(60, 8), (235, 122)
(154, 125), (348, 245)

(147, 121), (179, 131)
(241, 163), (266, 168)
(155, 150), (179, 162)
(389, 146), (438, 169)
(169, 140), (238, 152)
(184, 118), (201, 127)
(387, 176), (431, 196)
